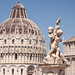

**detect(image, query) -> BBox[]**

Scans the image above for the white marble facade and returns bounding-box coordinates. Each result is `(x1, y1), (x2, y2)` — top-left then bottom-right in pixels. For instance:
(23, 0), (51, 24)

(63, 36), (75, 75)
(0, 2), (46, 75)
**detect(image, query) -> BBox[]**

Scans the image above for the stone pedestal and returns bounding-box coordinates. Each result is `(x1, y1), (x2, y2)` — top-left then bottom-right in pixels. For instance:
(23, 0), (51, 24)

(39, 63), (67, 75)
(39, 57), (68, 75)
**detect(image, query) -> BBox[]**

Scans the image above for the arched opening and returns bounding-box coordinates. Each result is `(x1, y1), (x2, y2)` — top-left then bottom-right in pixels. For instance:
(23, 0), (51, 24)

(21, 69), (23, 75)
(21, 39), (23, 44)
(4, 39), (6, 44)
(21, 9), (24, 18)
(27, 66), (35, 75)
(32, 29), (34, 34)
(3, 69), (5, 75)
(59, 70), (64, 75)
(15, 53), (17, 60)
(17, 9), (20, 18)
(35, 31), (37, 35)
(29, 40), (31, 44)
(47, 71), (55, 75)
(12, 39), (15, 44)
(30, 54), (32, 60)
(29, 29), (31, 33)
(12, 69), (14, 75)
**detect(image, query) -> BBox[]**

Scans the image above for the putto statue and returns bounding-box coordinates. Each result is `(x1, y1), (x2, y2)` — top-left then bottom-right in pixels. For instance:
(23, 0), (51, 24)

(44, 18), (67, 64)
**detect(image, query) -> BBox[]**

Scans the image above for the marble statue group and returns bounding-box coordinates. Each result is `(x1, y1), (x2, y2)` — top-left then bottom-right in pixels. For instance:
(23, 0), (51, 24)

(44, 18), (67, 64)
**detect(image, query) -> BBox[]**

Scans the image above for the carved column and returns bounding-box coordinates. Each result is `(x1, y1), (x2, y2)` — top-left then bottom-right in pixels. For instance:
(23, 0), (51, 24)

(12, 54), (14, 63)
(4, 54), (6, 63)
(23, 53), (25, 63)
(18, 54), (20, 63)
(34, 54), (36, 63)
(7, 54), (9, 63)
(22, 53), (24, 63)
(0, 54), (1, 63)
(25, 53), (27, 63)
(17, 53), (19, 63)
(32, 54), (33, 63)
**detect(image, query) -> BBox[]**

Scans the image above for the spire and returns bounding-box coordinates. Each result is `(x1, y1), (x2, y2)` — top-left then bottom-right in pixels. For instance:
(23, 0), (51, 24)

(10, 2), (27, 18)
(18, 0), (20, 3)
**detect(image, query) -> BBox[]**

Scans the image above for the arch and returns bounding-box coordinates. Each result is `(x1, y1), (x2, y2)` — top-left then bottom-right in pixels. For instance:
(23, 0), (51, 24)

(18, 65), (26, 75)
(27, 65), (35, 75)
(4, 39), (7, 44)
(9, 65), (17, 69)
(59, 70), (65, 75)
(66, 58), (70, 61)
(9, 65), (17, 75)
(12, 39), (15, 44)
(18, 65), (26, 69)
(47, 71), (55, 75)
(31, 29), (34, 34)
(72, 57), (75, 61)
(0, 65), (7, 69)
(29, 40), (31, 44)
(0, 66), (7, 75)
(27, 65), (35, 71)
(35, 30), (37, 35)
(21, 39), (24, 44)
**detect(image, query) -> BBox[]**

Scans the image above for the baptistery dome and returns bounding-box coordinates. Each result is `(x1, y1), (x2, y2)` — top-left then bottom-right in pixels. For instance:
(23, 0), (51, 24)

(0, 2), (46, 75)
(0, 2), (41, 35)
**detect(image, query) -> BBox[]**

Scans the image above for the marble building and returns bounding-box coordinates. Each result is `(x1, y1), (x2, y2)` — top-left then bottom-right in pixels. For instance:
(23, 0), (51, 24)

(63, 36), (75, 75)
(0, 2), (46, 75)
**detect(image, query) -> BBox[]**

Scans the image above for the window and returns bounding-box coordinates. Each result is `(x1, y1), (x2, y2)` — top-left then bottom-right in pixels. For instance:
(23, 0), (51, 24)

(69, 44), (70, 48)
(17, 9), (20, 18)
(4, 39), (6, 44)
(12, 39), (15, 44)
(1, 54), (3, 58)
(13, 9), (16, 18)
(32, 29), (34, 34)
(35, 31), (37, 35)
(21, 39), (23, 44)
(15, 54), (17, 60)
(3, 69), (5, 75)
(21, 69), (23, 75)
(27, 66), (35, 72)
(29, 40), (31, 44)
(12, 69), (14, 75)
(29, 29), (31, 33)
(30, 54), (32, 60)
(21, 9), (24, 18)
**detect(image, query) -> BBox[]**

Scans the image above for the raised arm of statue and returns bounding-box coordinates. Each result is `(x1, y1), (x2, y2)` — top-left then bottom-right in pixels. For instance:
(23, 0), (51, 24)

(56, 17), (61, 25)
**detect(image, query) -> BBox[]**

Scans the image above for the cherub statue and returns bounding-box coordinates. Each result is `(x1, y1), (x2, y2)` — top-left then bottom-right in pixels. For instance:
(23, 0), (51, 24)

(48, 26), (55, 48)
(44, 18), (67, 63)
(47, 29), (63, 58)
(47, 18), (62, 58)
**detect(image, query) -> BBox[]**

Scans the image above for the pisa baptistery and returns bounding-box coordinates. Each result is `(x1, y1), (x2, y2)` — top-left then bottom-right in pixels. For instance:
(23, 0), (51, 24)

(0, 2), (46, 75)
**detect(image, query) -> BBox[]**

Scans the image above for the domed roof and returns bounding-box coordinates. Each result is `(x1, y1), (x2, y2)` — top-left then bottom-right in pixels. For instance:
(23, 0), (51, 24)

(0, 2), (41, 35)
(13, 2), (24, 8)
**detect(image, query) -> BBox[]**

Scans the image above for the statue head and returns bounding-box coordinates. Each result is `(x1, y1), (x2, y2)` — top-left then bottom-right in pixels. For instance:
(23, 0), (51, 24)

(56, 29), (63, 37)
(48, 26), (54, 34)
(55, 25), (60, 31)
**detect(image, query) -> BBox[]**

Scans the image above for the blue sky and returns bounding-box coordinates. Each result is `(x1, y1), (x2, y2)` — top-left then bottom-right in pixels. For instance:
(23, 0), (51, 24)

(0, 0), (75, 53)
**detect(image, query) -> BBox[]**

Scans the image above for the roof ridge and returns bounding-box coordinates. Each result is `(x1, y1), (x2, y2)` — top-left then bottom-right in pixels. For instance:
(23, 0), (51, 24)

(63, 36), (75, 43)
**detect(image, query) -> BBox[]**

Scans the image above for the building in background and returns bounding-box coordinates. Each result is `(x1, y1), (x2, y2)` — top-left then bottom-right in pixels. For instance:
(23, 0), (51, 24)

(63, 36), (75, 75)
(0, 2), (46, 75)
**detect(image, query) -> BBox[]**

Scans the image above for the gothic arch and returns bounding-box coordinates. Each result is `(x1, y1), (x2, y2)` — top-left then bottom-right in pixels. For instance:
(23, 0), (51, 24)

(9, 65), (17, 69)
(18, 65), (26, 69)
(0, 65), (7, 69)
